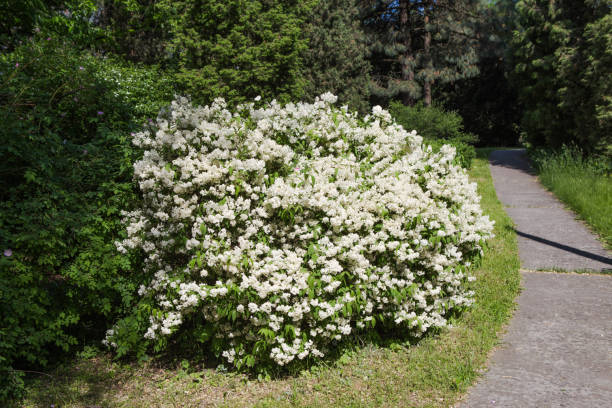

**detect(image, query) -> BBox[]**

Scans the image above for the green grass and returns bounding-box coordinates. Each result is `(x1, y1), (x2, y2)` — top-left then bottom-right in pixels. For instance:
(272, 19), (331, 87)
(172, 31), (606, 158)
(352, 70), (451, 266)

(19, 153), (520, 408)
(530, 147), (612, 248)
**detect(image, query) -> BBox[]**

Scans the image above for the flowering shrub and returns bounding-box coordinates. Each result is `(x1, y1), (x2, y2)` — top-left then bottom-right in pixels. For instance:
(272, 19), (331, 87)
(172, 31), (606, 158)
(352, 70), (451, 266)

(106, 94), (493, 370)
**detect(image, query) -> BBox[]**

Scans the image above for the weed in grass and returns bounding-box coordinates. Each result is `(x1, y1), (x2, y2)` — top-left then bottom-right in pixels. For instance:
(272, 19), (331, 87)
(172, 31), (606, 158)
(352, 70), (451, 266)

(528, 267), (612, 275)
(20, 153), (520, 408)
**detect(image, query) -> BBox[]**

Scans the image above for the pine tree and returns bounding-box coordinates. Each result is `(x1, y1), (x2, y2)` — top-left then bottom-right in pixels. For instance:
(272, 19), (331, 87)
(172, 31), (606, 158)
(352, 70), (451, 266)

(364, 0), (481, 107)
(301, 0), (371, 113)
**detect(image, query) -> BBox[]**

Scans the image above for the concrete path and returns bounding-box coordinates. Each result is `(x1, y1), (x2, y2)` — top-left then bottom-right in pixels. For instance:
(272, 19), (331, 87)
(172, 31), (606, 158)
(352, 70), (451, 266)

(461, 149), (612, 407)
(462, 272), (612, 407)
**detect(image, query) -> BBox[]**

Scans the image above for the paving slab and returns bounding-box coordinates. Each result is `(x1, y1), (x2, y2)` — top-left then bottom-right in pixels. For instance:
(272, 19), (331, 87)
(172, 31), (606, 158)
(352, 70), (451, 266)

(460, 271), (612, 407)
(488, 149), (611, 271)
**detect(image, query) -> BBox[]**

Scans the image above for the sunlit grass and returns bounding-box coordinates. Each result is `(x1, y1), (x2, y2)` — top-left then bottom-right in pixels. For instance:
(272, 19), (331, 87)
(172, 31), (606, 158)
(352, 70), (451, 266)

(20, 151), (520, 408)
(531, 147), (611, 248)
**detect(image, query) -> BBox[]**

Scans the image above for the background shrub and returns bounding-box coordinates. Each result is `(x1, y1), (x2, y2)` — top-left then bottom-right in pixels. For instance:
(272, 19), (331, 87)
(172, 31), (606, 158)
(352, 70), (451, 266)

(389, 101), (477, 168)
(0, 35), (174, 399)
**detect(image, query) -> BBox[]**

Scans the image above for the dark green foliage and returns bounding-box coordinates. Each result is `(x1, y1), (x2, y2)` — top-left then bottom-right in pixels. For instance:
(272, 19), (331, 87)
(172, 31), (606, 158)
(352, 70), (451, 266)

(389, 101), (476, 168)
(437, 0), (521, 147)
(559, 12), (612, 156)
(0, 0), (62, 48)
(155, 0), (313, 106)
(301, 0), (371, 113)
(94, 0), (171, 64)
(512, 0), (611, 154)
(1, 0), (124, 52)
(438, 59), (521, 147)
(0, 35), (174, 401)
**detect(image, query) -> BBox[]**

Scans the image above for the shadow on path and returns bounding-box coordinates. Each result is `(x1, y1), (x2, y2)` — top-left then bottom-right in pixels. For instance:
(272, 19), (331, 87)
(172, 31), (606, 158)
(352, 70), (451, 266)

(488, 149), (537, 175)
(514, 230), (612, 267)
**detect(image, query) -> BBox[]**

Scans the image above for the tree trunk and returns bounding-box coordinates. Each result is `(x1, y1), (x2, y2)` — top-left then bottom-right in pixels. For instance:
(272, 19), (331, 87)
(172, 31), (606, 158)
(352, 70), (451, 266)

(399, 0), (415, 106)
(423, 6), (432, 107)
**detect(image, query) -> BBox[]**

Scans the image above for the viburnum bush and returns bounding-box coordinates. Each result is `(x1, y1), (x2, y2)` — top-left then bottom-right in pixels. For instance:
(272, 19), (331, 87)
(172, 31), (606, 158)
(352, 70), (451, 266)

(105, 94), (494, 370)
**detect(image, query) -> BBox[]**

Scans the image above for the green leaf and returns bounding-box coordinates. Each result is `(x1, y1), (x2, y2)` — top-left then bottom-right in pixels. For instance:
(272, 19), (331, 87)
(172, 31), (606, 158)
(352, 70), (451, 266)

(258, 328), (275, 340)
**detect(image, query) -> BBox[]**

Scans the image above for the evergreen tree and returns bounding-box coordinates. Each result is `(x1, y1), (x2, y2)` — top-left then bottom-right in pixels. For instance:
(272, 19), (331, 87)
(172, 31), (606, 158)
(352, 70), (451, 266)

(512, 0), (610, 152)
(578, 13), (612, 155)
(301, 0), (371, 113)
(364, 0), (480, 107)
(155, 0), (314, 106)
(557, 8), (612, 154)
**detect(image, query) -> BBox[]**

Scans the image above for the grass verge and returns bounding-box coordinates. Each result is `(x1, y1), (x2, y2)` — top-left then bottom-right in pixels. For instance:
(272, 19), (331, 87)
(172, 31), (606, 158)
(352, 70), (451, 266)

(530, 147), (611, 248)
(19, 151), (520, 408)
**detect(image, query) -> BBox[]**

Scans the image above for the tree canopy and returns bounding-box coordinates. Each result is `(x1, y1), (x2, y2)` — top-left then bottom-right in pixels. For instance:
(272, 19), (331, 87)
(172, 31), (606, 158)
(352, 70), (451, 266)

(512, 0), (611, 153)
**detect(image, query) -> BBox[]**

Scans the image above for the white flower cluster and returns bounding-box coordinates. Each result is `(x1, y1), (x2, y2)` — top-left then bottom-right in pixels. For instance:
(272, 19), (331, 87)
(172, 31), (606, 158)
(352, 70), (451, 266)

(107, 93), (493, 369)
